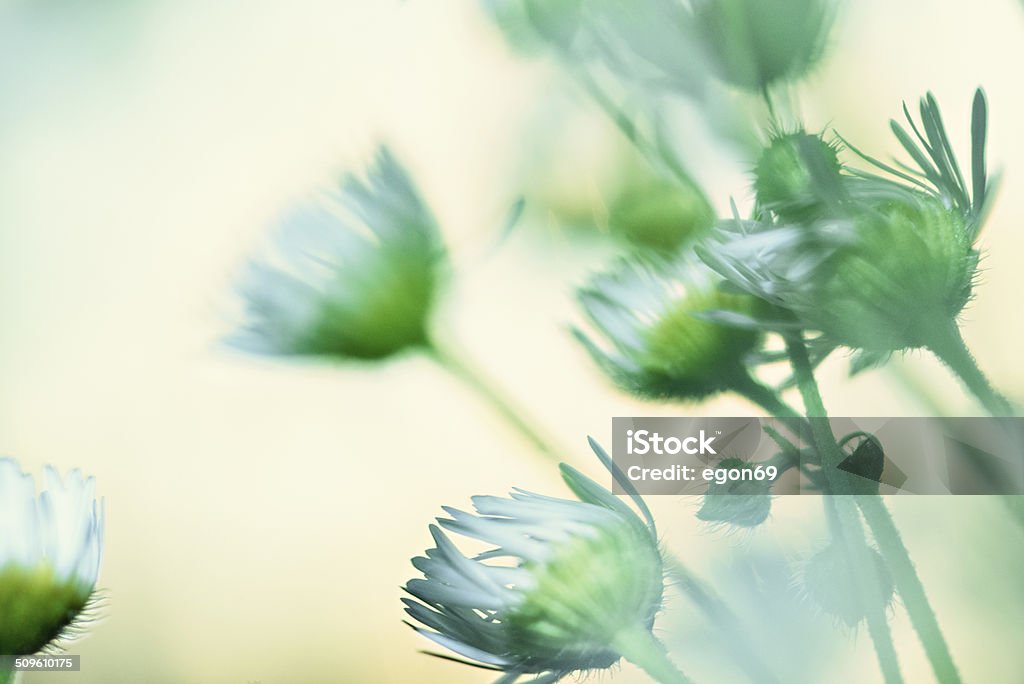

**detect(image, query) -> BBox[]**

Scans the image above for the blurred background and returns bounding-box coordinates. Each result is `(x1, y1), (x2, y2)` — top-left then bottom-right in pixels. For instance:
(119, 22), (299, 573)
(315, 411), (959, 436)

(0, 0), (1022, 682)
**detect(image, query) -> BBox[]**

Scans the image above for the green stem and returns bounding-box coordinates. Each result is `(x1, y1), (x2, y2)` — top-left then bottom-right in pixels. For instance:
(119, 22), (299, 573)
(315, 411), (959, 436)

(427, 344), (561, 465)
(857, 497), (962, 684)
(927, 322), (1014, 416)
(731, 371), (802, 419)
(611, 623), (695, 684)
(761, 85), (778, 123)
(0, 667), (14, 684)
(665, 557), (781, 684)
(784, 334), (905, 684)
(730, 370), (812, 446)
(572, 66), (697, 188)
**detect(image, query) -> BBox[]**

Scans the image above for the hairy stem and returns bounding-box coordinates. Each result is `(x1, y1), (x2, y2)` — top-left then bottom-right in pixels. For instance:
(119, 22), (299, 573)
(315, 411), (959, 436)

(612, 623), (695, 684)
(857, 496), (962, 683)
(785, 334), (905, 684)
(927, 322), (1014, 417)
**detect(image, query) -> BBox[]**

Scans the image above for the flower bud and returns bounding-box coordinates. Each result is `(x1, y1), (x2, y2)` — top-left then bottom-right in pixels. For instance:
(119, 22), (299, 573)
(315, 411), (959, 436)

(693, 0), (835, 91)
(609, 175), (715, 252)
(576, 259), (763, 401)
(0, 459), (103, 656)
(231, 146), (446, 361)
(697, 458), (773, 528)
(699, 192), (978, 354)
(802, 544), (894, 628)
(403, 444), (666, 679)
(809, 196), (976, 352)
(754, 131), (842, 223)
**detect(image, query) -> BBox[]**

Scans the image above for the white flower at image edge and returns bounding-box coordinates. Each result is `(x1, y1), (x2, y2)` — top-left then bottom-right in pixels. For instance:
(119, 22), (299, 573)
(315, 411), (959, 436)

(0, 458), (104, 657)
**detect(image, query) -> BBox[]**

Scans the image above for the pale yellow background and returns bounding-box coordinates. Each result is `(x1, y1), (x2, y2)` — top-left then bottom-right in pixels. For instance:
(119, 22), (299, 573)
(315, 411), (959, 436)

(0, 1), (1022, 682)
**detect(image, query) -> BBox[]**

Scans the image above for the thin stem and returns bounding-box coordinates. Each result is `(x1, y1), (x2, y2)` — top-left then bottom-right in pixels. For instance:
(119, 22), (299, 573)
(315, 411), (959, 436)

(785, 334), (904, 684)
(427, 344), (561, 465)
(761, 85), (778, 123)
(665, 557), (782, 684)
(611, 623), (695, 684)
(927, 322), (1014, 416)
(572, 67), (697, 188)
(857, 497), (962, 684)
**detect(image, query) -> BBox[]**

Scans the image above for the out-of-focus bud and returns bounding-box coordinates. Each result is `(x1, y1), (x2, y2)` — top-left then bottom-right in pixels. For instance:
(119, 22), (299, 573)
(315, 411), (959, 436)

(693, 0), (835, 91)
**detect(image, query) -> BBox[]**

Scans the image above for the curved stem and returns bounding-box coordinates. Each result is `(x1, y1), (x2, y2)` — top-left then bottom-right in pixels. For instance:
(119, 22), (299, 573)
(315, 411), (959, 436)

(857, 497), (962, 683)
(927, 322), (1014, 416)
(785, 334), (905, 684)
(664, 556), (781, 684)
(612, 623), (695, 684)
(427, 344), (562, 465)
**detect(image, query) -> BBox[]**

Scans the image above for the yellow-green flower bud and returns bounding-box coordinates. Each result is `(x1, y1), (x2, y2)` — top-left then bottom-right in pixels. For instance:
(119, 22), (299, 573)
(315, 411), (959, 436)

(810, 197), (976, 352)
(754, 131), (843, 223)
(700, 193), (978, 354)
(609, 176), (716, 252)
(577, 259), (763, 401)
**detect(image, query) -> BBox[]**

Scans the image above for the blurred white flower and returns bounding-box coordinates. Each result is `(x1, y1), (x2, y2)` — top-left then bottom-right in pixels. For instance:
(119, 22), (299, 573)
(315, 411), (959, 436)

(403, 440), (689, 683)
(0, 458), (104, 656)
(232, 146), (446, 361)
(575, 257), (764, 401)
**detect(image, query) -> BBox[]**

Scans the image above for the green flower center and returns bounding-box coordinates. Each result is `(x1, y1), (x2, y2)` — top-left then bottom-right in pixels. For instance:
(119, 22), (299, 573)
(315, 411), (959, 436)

(641, 290), (760, 386)
(506, 522), (662, 670)
(0, 564), (91, 656)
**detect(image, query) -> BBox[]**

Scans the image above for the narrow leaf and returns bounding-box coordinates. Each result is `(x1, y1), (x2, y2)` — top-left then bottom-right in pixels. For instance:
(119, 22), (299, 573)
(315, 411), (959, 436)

(971, 88), (988, 215)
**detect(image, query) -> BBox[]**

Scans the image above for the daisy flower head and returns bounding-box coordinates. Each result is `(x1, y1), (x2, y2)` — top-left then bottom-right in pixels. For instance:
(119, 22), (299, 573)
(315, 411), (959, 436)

(232, 146), (446, 361)
(575, 256), (765, 401)
(403, 440), (683, 683)
(0, 458), (104, 657)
